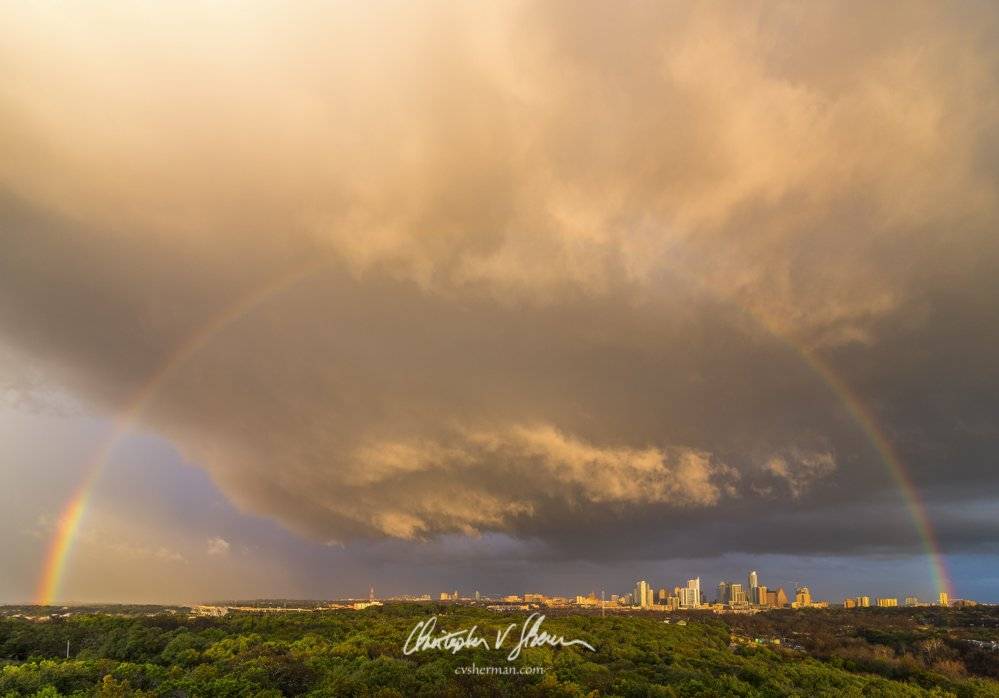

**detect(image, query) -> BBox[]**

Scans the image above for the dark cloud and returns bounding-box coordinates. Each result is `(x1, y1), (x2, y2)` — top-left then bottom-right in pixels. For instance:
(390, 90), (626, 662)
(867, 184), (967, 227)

(0, 1), (997, 568)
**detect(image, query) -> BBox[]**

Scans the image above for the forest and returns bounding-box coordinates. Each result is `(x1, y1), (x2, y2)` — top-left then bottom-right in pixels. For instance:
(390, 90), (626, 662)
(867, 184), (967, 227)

(1, 604), (997, 696)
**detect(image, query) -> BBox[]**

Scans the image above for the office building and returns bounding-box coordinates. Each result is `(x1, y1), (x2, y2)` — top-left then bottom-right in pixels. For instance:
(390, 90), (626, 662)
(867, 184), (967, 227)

(938, 592), (949, 607)
(877, 597), (898, 607)
(730, 583), (747, 605)
(681, 578), (701, 608)
(794, 586), (811, 607)
(634, 580), (653, 609)
(756, 585), (768, 606)
(717, 581), (729, 605)
(776, 587), (789, 607)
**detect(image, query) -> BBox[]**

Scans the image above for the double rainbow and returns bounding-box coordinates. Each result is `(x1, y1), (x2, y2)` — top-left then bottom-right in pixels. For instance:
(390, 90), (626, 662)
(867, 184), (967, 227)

(34, 267), (955, 604)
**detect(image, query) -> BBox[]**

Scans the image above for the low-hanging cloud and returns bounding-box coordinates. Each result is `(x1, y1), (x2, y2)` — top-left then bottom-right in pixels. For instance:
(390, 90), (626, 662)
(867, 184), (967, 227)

(341, 424), (735, 539)
(0, 1), (997, 557)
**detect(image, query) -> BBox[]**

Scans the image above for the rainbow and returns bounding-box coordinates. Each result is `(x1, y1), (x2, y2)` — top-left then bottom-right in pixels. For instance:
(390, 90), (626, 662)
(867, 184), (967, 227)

(34, 265), (955, 604)
(797, 347), (954, 599)
(35, 259), (331, 605)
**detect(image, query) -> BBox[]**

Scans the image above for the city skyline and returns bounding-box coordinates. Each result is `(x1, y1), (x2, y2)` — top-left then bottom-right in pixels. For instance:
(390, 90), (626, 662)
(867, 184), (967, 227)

(411, 569), (971, 611)
(1, 1), (999, 606)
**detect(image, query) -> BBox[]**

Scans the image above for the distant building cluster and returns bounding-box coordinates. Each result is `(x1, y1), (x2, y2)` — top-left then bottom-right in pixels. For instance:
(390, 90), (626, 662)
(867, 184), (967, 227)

(617, 570), (964, 613)
(842, 592), (967, 609)
(714, 571), (795, 610)
(367, 580), (973, 614)
(622, 577), (705, 611)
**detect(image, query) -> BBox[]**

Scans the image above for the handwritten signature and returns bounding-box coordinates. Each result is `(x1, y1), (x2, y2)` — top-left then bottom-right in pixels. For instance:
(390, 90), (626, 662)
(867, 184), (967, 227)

(403, 612), (596, 661)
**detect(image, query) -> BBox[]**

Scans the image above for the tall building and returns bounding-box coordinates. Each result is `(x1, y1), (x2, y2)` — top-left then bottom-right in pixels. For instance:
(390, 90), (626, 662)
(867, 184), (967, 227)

(748, 570), (758, 595)
(857, 596), (870, 607)
(938, 592), (949, 607)
(769, 587), (788, 608)
(658, 587), (668, 602)
(844, 598), (857, 608)
(681, 578), (701, 608)
(474, 590), (480, 601)
(756, 585), (768, 606)
(904, 596), (919, 607)
(634, 580), (652, 609)
(794, 586), (811, 607)
(717, 581), (729, 604)
(729, 583), (746, 605)
(877, 597), (898, 608)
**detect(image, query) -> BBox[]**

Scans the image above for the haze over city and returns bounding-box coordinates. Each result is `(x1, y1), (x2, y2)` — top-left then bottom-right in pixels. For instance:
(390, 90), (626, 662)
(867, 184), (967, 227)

(1, 1), (998, 608)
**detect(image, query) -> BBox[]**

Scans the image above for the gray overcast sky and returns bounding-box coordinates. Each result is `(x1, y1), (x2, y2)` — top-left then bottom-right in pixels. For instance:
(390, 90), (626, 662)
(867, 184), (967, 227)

(1, 0), (997, 604)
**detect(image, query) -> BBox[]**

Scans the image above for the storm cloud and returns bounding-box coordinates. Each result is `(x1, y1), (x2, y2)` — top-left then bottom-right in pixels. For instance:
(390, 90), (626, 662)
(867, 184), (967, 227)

(1, 1), (997, 563)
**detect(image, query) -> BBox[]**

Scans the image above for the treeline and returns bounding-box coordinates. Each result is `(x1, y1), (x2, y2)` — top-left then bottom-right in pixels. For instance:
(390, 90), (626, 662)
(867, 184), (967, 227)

(714, 607), (999, 682)
(0, 605), (997, 696)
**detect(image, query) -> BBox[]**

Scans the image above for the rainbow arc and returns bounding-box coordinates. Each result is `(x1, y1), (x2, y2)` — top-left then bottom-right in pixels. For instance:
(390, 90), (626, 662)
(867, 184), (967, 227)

(34, 267), (954, 604)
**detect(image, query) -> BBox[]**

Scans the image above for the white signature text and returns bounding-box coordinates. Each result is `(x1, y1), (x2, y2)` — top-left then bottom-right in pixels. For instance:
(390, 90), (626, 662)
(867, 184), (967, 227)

(403, 612), (596, 661)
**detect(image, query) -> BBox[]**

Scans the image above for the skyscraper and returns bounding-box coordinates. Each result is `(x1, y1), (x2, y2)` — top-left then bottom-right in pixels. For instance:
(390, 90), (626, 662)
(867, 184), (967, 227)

(681, 578), (701, 608)
(773, 587), (789, 608)
(938, 592), (949, 607)
(730, 583), (746, 605)
(756, 585), (768, 606)
(748, 570), (758, 595)
(717, 581), (729, 604)
(634, 580), (652, 609)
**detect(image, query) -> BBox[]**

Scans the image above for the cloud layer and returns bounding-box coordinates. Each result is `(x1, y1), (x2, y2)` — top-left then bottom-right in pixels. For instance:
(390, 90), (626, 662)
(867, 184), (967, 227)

(1, 1), (997, 559)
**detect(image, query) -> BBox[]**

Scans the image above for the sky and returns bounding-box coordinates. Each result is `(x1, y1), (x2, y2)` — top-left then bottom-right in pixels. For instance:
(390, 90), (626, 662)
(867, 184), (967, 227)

(1, 1), (998, 605)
